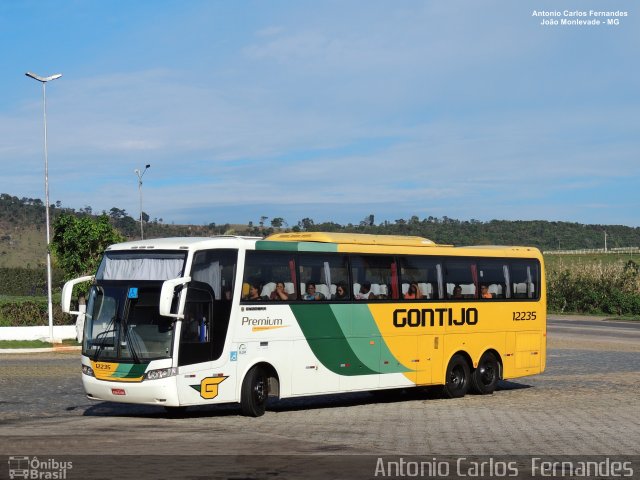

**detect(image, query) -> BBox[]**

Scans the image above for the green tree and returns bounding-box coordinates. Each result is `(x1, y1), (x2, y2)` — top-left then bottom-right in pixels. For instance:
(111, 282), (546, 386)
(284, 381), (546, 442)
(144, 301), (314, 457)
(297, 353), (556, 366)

(109, 207), (128, 219)
(271, 217), (286, 228)
(51, 213), (124, 283)
(298, 217), (314, 231)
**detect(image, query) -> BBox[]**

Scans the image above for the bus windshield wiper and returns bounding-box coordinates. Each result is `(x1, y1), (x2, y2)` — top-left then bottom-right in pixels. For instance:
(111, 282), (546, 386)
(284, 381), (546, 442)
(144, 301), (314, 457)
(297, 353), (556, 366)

(123, 324), (141, 364)
(92, 316), (116, 362)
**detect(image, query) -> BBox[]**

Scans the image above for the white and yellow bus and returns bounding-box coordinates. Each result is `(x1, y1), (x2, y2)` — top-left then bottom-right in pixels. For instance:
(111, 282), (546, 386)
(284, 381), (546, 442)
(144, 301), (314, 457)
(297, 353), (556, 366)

(62, 232), (546, 416)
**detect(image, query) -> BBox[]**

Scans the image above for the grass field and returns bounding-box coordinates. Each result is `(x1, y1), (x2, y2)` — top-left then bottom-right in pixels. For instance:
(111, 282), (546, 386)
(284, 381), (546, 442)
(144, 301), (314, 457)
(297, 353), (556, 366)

(0, 338), (79, 349)
(544, 253), (640, 269)
(0, 225), (47, 268)
(0, 293), (62, 303)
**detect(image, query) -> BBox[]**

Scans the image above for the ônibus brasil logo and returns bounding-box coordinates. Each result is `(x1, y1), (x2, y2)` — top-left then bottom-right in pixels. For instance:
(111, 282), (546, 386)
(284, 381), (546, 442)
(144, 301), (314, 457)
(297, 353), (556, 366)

(7, 456), (72, 479)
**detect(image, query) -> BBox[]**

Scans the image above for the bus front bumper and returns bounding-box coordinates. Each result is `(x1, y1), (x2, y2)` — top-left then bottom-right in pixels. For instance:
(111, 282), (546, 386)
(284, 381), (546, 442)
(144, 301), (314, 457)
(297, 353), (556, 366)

(82, 374), (180, 407)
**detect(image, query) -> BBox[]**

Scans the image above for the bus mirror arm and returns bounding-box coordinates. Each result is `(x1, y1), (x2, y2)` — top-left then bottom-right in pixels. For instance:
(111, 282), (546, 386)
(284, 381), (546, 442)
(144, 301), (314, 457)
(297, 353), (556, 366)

(61, 275), (95, 315)
(159, 276), (192, 319)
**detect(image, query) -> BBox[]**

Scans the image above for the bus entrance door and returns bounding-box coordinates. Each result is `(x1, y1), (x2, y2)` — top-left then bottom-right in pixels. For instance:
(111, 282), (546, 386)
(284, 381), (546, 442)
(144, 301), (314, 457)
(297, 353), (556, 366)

(176, 283), (236, 405)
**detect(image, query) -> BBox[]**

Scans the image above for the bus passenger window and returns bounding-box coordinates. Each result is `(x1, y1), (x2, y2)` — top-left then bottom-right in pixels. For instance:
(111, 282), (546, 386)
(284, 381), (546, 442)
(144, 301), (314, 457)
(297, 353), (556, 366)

(477, 261), (508, 300)
(243, 251), (297, 301)
(444, 261), (477, 299)
(298, 254), (349, 301)
(350, 255), (399, 300)
(510, 261), (539, 299)
(398, 256), (442, 300)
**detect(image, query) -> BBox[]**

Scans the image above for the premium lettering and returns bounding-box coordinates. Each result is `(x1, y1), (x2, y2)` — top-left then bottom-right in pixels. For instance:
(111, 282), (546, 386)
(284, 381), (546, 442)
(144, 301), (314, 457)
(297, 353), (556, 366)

(241, 317), (283, 327)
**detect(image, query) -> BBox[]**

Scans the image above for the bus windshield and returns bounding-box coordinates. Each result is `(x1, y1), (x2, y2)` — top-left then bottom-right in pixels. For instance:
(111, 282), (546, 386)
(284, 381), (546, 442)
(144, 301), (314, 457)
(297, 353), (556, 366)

(83, 283), (175, 362)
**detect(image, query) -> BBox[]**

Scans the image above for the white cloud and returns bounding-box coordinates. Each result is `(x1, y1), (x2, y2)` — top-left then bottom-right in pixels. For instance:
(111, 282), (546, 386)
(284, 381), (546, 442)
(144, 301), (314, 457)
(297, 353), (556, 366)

(1, 1), (638, 226)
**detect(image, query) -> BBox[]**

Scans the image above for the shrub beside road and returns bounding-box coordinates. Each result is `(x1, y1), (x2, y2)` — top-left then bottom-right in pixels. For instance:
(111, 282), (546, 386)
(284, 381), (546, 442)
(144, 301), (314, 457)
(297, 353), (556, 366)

(547, 258), (640, 316)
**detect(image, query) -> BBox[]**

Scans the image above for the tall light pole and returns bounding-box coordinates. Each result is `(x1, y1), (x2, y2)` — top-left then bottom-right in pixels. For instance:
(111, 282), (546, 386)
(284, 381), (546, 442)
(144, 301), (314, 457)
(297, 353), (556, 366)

(134, 164), (151, 239)
(25, 71), (62, 344)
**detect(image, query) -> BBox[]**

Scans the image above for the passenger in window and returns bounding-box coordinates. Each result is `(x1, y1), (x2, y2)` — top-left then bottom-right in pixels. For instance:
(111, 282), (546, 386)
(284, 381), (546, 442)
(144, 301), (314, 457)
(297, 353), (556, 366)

(451, 284), (463, 299)
(333, 282), (349, 300)
(404, 282), (423, 300)
(269, 281), (289, 301)
(244, 283), (265, 301)
(480, 284), (493, 299)
(355, 281), (375, 300)
(303, 282), (325, 301)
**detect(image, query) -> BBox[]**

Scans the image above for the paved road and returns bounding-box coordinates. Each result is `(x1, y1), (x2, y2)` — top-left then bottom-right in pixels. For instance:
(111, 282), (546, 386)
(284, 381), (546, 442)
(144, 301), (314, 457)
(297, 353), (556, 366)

(548, 317), (640, 330)
(1, 317), (639, 479)
(548, 316), (640, 345)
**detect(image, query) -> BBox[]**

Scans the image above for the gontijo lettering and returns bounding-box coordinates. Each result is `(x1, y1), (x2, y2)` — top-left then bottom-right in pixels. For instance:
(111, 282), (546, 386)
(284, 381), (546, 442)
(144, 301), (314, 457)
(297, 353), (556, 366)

(393, 308), (478, 327)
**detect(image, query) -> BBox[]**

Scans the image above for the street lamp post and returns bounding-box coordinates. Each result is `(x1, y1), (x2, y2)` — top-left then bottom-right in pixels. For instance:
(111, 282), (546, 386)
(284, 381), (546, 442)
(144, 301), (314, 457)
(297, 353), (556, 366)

(134, 164), (151, 239)
(25, 71), (62, 344)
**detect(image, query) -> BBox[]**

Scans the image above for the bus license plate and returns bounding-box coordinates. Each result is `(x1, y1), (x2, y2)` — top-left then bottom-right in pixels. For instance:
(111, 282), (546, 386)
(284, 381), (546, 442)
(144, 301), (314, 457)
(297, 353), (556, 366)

(111, 388), (126, 396)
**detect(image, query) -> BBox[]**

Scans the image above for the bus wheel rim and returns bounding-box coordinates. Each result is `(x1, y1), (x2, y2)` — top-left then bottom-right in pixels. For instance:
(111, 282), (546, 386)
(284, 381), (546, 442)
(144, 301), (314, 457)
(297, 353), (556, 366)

(451, 365), (464, 388)
(254, 377), (267, 402)
(480, 364), (495, 385)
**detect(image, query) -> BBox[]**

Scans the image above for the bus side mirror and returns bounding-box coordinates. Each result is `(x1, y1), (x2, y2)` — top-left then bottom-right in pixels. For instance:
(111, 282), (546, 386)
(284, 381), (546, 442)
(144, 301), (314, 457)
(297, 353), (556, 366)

(61, 275), (95, 314)
(159, 276), (191, 319)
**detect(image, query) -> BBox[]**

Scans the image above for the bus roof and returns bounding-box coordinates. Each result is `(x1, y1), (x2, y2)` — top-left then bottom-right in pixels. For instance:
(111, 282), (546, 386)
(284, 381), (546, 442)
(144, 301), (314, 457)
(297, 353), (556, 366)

(103, 233), (540, 258)
(264, 232), (437, 247)
(105, 236), (261, 251)
(261, 232), (541, 257)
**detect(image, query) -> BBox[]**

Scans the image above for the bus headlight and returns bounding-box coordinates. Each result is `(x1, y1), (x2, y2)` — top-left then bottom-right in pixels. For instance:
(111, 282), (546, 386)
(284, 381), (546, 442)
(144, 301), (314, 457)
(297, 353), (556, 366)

(81, 364), (95, 377)
(144, 367), (177, 381)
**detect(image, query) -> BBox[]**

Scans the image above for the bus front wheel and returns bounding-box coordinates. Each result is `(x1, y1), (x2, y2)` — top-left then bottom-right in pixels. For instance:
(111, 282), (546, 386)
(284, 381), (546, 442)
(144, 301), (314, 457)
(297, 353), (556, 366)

(241, 366), (268, 417)
(471, 352), (499, 395)
(443, 354), (470, 398)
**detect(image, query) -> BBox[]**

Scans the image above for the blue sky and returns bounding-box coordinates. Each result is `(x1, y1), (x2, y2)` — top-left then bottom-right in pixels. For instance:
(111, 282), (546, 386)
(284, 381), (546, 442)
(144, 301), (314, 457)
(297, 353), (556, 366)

(1, 1), (638, 227)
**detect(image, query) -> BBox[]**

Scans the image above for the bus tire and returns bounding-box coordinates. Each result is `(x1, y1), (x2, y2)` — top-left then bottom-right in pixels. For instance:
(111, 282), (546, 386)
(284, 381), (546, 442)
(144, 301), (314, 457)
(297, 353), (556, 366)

(443, 354), (470, 398)
(471, 351), (499, 395)
(240, 365), (268, 417)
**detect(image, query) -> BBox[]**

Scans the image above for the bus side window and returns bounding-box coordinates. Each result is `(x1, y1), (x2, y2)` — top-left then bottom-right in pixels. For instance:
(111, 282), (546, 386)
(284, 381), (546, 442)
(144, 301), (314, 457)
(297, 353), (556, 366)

(510, 261), (539, 299)
(398, 256), (442, 300)
(298, 253), (350, 301)
(191, 249), (238, 302)
(477, 261), (508, 300)
(444, 260), (477, 299)
(242, 251), (297, 301)
(350, 255), (399, 300)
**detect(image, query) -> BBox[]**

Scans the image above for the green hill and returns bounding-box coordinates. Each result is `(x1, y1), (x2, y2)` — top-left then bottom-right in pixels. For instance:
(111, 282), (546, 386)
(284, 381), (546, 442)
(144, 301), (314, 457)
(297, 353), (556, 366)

(2, 192), (640, 269)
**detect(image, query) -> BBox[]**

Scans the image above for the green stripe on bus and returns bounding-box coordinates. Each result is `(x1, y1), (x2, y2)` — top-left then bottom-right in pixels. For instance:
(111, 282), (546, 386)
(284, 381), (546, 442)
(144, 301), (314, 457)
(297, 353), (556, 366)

(255, 241), (300, 251)
(112, 363), (148, 378)
(290, 304), (377, 376)
(255, 241), (338, 252)
(330, 304), (409, 374)
(297, 242), (338, 252)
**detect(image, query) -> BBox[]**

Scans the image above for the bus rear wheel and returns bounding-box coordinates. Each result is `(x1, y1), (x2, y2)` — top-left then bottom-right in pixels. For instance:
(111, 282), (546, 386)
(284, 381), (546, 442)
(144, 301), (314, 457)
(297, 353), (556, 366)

(241, 366), (268, 417)
(443, 354), (470, 398)
(471, 352), (499, 395)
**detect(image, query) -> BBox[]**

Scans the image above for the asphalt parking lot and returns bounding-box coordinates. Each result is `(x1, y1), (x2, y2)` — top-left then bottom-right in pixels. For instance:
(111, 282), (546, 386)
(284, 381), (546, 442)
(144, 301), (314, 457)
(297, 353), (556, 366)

(1, 317), (639, 479)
